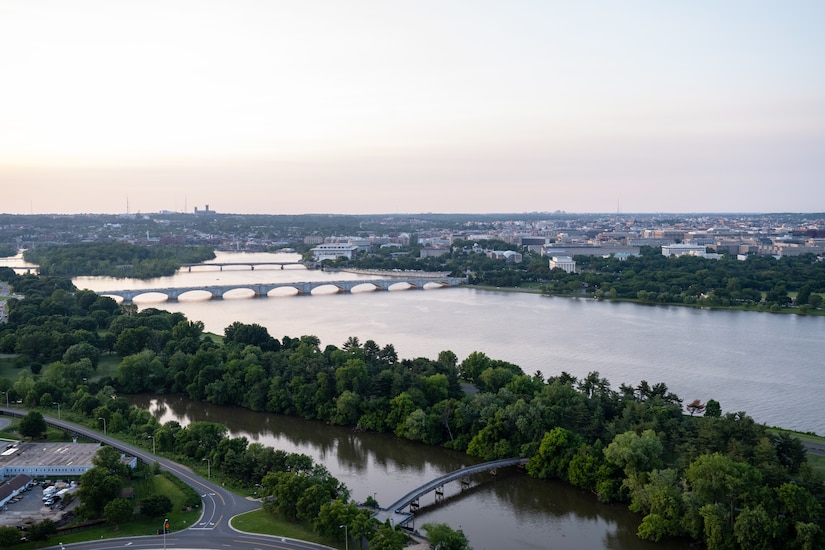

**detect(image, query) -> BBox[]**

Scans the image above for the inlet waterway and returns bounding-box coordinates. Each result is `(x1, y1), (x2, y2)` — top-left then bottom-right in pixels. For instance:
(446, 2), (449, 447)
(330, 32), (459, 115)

(129, 394), (690, 550)
(63, 250), (825, 549)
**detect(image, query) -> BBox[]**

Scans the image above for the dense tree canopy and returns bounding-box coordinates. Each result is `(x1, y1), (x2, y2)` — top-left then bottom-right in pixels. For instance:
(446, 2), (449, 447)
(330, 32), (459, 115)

(1, 270), (823, 549)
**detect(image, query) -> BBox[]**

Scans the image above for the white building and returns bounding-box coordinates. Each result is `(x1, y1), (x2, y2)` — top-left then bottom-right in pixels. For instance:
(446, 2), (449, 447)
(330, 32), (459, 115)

(549, 256), (576, 273)
(0, 442), (137, 479)
(662, 243), (709, 257)
(310, 243), (360, 261)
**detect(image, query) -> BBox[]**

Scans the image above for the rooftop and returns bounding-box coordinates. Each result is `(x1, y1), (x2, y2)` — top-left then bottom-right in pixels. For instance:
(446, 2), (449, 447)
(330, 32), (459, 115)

(0, 442), (101, 470)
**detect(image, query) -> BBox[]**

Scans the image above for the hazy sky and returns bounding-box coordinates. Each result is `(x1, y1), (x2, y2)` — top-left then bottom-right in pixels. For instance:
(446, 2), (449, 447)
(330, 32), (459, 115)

(1, 1), (823, 215)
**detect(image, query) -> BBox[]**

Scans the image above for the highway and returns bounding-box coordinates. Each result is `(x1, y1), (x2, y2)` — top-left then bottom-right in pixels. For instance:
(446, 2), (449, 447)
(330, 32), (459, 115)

(0, 409), (335, 550)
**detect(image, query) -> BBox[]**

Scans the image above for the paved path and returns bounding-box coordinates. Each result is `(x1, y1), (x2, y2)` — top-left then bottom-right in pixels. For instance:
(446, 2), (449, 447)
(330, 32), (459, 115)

(0, 409), (337, 550)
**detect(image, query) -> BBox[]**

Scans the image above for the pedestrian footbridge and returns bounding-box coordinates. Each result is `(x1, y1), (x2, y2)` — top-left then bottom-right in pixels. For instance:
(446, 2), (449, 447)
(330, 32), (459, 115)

(373, 457), (528, 527)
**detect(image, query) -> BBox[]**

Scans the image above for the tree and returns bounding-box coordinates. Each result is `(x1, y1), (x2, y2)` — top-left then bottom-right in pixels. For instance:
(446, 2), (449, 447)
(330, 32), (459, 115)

(77, 466), (124, 518)
(603, 429), (663, 478)
(104, 498), (134, 529)
(704, 399), (722, 417)
(686, 399), (705, 416)
(19, 410), (47, 438)
(0, 525), (21, 546)
(27, 518), (57, 541)
(423, 522), (471, 550)
(141, 494), (173, 518)
(527, 427), (582, 480)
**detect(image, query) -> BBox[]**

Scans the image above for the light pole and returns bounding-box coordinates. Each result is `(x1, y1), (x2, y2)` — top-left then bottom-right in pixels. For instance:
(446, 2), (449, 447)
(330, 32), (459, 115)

(3, 391), (8, 407)
(203, 457), (210, 480)
(149, 435), (156, 455)
(163, 517), (169, 549)
(53, 402), (60, 420)
(340, 524), (348, 550)
(98, 417), (106, 436)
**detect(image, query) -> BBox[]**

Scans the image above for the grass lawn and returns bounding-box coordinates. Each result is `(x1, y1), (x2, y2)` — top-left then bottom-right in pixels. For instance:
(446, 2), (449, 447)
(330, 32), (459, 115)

(19, 473), (203, 549)
(231, 509), (343, 549)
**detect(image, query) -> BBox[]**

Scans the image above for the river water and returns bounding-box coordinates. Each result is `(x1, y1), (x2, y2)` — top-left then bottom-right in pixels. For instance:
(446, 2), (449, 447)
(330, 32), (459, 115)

(64, 251), (824, 549)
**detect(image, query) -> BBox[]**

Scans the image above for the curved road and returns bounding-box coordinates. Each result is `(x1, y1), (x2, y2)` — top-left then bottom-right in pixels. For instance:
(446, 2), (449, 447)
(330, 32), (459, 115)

(0, 408), (335, 550)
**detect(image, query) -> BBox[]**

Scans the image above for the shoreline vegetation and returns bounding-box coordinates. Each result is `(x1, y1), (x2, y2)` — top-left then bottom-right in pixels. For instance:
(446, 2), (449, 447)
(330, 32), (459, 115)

(0, 267), (824, 548)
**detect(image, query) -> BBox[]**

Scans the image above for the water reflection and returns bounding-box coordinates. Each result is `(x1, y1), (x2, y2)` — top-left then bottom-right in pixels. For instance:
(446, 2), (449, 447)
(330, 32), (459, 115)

(129, 395), (690, 550)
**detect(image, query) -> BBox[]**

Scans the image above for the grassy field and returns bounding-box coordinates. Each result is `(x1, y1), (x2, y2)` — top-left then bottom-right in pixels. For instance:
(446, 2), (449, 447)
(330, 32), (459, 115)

(231, 509), (343, 549)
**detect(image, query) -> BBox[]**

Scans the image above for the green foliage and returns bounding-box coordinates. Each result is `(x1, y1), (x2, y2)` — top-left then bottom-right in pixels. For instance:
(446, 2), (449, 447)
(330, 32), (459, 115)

(26, 518), (57, 542)
(0, 525), (21, 546)
(526, 427), (582, 480)
(2, 269), (824, 548)
(141, 494), (173, 518)
(423, 522), (472, 550)
(104, 497), (134, 528)
(19, 410), (47, 438)
(24, 243), (215, 278)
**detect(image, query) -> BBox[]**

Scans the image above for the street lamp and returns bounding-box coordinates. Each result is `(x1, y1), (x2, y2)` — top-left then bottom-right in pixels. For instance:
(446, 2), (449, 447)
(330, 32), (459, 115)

(163, 517), (169, 549)
(149, 435), (156, 455)
(203, 457), (211, 480)
(3, 391), (8, 407)
(98, 417), (106, 436)
(53, 402), (60, 420)
(340, 524), (348, 550)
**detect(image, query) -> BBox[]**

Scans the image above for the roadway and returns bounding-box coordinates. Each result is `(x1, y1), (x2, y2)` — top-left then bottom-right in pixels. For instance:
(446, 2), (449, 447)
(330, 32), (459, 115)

(0, 409), (335, 550)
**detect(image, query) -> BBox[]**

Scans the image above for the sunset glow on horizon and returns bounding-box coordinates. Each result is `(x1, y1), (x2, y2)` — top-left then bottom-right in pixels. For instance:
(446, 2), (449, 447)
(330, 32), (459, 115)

(1, 1), (823, 215)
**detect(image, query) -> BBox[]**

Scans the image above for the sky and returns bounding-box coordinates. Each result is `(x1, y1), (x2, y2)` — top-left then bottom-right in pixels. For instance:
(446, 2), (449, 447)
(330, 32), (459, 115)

(1, 1), (823, 215)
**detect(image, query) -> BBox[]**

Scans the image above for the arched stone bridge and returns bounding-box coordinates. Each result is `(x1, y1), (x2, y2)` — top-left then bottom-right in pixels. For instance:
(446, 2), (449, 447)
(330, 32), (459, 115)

(99, 277), (467, 303)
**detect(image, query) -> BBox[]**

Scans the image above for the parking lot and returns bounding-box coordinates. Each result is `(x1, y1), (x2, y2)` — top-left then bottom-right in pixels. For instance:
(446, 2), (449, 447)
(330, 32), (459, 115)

(0, 482), (76, 528)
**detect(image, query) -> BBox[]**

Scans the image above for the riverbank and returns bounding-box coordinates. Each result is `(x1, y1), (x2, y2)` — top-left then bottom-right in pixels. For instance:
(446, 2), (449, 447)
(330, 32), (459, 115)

(472, 284), (825, 316)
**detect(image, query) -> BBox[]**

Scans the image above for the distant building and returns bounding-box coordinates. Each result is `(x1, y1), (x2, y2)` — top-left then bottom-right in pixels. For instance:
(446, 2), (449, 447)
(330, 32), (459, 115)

(662, 243), (708, 257)
(420, 247), (450, 258)
(550, 256), (576, 273)
(487, 250), (523, 263)
(542, 244), (640, 257)
(194, 204), (216, 215)
(310, 243), (359, 261)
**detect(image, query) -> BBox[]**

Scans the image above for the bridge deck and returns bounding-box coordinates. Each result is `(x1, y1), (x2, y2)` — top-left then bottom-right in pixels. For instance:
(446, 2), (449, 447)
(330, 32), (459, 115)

(374, 457), (527, 526)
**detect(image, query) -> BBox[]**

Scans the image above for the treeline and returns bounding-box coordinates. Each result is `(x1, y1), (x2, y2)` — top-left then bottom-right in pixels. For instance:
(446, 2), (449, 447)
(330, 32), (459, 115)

(547, 248), (825, 311)
(337, 244), (825, 312)
(0, 272), (823, 548)
(23, 243), (215, 278)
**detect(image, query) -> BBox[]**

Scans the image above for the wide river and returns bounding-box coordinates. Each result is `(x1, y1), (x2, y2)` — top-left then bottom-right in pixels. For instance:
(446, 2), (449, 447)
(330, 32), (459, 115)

(66, 251), (824, 549)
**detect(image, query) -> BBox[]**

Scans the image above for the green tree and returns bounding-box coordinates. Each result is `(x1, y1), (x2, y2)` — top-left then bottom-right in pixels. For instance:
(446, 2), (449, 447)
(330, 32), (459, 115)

(526, 427), (582, 480)
(19, 410), (47, 438)
(76, 466), (124, 518)
(603, 429), (663, 478)
(104, 498), (134, 529)
(369, 521), (408, 550)
(0, 525), (21, 546)
(141, 494), (173, 518)
(423, 522), (471, 550)
(26, 518), (57, 542)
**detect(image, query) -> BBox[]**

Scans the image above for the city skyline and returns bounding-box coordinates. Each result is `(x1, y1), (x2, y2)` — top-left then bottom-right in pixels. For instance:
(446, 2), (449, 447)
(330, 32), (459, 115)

(1, 1), (823, 215)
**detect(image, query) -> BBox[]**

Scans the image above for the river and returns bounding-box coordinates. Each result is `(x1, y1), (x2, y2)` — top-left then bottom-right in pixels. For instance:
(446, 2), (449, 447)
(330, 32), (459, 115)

(62, 251), (824, 549)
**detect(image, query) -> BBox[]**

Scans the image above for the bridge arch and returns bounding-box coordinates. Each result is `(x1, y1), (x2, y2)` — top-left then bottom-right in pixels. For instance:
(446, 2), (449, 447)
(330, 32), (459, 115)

(374, 457), (528, 526)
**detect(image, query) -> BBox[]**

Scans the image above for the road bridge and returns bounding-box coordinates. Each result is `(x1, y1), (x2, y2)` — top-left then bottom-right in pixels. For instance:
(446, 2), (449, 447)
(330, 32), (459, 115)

(374, 457), (528, 527)
(99, 277), (467, 303)
(180, 261), (308, 271)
